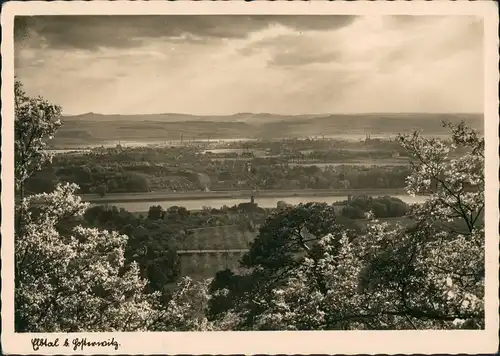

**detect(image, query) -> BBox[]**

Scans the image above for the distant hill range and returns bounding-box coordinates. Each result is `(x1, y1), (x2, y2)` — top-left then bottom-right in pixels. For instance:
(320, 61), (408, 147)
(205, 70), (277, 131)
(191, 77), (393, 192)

(51, 112), (484, 147)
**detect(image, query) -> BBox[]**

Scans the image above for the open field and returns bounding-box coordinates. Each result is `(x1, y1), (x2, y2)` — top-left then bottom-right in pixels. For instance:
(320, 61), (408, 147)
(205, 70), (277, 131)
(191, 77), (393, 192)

(179, 251), (249, 280)
(181, 225), (257, 251)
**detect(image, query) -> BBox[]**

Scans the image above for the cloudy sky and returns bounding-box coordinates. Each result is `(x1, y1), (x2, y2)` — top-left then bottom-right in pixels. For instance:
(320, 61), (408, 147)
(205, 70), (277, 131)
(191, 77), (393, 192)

(15, 15), (483, 116)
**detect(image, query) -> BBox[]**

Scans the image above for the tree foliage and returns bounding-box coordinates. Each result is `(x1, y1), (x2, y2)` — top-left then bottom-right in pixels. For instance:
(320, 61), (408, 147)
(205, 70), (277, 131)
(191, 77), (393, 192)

(241, 203), (342, 271)
(26, 143), (412, 195)
(148, 205), (165, 220)
(14, 80), (208, 332)
(15, 79), (62, 193)
(341, 195), (408, 219)
(15, 184), (159, 331)
(208, 203), (348, 328)
(208, 121), (485, 330)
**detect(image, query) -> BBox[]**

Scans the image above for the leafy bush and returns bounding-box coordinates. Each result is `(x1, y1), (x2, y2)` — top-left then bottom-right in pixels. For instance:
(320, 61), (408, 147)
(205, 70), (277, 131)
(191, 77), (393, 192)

(341, 195), (408, 219)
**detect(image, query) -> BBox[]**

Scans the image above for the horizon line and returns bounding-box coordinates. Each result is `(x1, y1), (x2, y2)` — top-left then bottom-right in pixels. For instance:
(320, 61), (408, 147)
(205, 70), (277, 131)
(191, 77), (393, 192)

(62, 111), (484, 117)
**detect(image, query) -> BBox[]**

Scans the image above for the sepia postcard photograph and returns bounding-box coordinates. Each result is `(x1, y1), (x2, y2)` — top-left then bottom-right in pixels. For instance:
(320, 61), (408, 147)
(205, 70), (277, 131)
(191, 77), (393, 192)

(1, 1), (499, 355)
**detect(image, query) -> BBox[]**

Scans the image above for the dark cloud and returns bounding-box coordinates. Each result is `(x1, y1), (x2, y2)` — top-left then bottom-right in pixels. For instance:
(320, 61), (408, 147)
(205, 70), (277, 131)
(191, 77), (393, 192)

(14, 15), (356, 51)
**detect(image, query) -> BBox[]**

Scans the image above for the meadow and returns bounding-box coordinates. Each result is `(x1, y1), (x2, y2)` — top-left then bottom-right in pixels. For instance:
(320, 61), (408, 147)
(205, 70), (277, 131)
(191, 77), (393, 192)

(179, 252), (248, 281)
(181, 225), (257, 251)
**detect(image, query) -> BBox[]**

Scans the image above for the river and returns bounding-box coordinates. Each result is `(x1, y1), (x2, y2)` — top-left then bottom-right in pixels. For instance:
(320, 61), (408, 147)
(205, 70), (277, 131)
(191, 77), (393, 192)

(98, 194), (428, 212)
